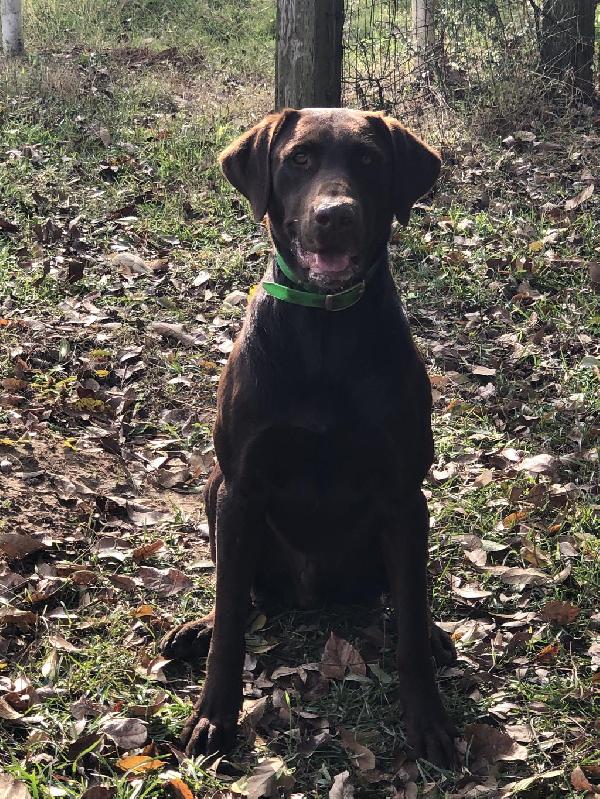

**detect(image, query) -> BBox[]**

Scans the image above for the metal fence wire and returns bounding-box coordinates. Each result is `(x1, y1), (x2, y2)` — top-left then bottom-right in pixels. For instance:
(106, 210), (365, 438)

(342, 0), (598, 139)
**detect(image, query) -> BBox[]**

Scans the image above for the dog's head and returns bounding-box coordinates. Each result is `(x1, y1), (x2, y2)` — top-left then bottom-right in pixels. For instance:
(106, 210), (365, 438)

(219, 108), (440, 289)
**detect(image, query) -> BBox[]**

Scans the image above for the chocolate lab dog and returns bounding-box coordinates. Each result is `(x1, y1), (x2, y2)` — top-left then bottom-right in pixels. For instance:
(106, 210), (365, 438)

(161, 108), (457, 767)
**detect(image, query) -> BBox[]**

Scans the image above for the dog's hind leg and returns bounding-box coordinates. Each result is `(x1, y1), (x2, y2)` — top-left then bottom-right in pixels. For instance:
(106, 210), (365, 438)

(159, 463), (223, 661)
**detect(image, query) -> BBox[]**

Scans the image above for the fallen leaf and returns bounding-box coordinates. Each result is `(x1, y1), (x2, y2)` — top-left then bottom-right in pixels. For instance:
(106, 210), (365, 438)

(320, 633), (366, 679)
(81, 789), (116, 799)
(536, 643), (560, 663)
(465, 723), (528, 762)
(0, 774), (32, 799)
(138, 566), (193, 596)
(329, 771), (354, 799)
(167, 779), (194, 799)
(502, 510), (529, 528)
(500, 769), (563, 796)
(565, 182), (594, 211)
(0, 609), (37, 628)
(116, 754), (162, 774)
(150, 322), (206, 347)
(231, 757), (292, 799)
(474, 469), (494, 487)
(132, 540), (166, 562)
(0, 533), (47, 559)
(128, 692), (167, 720)
(500, 567), (549, 586)
(570, 766), (595, 793)
(48, 635), (81, 653)
(516, 454), (555, 475)
(101, 717), (147, 749)
(127, 505), (172, 527)
(111, 252), (151, 276)
(471, 365), (496, 377)
(0, 697), (24, 721)
(540, 600), (580, 625)
(392, 784), (418, 799)
(339, 728), (376, 771)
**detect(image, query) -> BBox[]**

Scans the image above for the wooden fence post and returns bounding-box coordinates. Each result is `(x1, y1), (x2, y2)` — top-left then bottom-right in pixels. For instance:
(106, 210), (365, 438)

(1, 0), (23, 56)
(276, 0), (344, 109)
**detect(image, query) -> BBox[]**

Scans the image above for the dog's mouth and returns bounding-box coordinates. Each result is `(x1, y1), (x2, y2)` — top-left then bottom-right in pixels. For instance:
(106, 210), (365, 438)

(294, 244), (359, 285)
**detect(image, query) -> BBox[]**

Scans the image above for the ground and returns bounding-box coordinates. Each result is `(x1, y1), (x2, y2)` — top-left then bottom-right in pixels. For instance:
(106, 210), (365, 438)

(0, 2), (599, 798)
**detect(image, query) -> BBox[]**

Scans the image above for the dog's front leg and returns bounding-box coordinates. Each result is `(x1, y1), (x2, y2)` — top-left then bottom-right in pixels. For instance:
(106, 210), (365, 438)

(381, 490), (456, 768)
(180, 480), (258, 757)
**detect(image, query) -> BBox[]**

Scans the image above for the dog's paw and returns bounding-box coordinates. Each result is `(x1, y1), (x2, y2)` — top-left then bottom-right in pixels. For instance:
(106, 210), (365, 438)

(430, 623), (457, 667)
(159, 618), (213, 662)
(179, 704), (237, 758)
(404, 706), (457, 769)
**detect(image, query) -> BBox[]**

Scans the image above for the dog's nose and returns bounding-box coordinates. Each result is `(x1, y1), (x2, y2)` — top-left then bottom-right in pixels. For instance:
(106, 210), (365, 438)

(313, 200), (356, 231)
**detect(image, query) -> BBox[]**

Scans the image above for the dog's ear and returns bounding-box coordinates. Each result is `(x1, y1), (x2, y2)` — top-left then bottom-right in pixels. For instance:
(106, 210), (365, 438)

(380, 115), (441, 225)
(219, 110), (292, 222)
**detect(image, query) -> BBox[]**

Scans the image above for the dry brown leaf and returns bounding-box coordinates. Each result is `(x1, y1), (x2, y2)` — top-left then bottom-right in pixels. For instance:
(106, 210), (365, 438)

(150, 321), (206, 347)
(0, 697), (24, 721)
(500, 769), (563, 796)
(128, 692), (167, 720)
(392, 784), (418, 799)
(502, 510), (529, 528)
(565, 182), (594, 211)
(231, 756), (292, 799)
(138, 566), (193, 596)
(81, 788), (116, 799)
(166, 778), (194, 799)
(516, 454), (555, 475)
(471, 365), (496, 377)
(0, 774), (32, 799)
(101, 717), (147, 749)
(127, 505), (172, 527)
(116, 754), (163, 773)
(329, 771), (354, 799)
(540, 600), (580, 625)
(48, 634), (81, 652)
(339, 728), (376, 771)
(570, 766), (595, 793)
(240, 696), (269, 732)
(465, 723), (528, 762)
(473, 469), (494, 487)
(71, 570), (100, 586)
(536, 643), (560, 664)
(320, 633), (366, 679)
(111, 252), (151, 275)
(500, 567), (549, 586)
(0, 533), (47, 560)
(132, 540), (166, 562)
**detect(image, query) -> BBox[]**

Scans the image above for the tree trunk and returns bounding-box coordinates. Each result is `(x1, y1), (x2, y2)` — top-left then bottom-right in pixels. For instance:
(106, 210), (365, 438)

(1, 0), (23, 56)
(540, 0), (595, 100)
(412, 0), (436, 76)
(275, 0), (344, 109)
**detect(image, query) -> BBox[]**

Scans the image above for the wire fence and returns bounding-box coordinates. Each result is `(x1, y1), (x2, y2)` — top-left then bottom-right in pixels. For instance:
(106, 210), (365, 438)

(342, 0), (598, 139)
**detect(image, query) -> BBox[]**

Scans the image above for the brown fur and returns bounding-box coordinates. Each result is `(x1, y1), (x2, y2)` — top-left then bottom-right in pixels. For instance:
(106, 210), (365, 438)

(161, 108), (457, 767)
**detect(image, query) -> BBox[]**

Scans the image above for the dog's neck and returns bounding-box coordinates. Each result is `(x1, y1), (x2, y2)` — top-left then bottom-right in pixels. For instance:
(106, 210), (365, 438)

(264, 229), (391, 312)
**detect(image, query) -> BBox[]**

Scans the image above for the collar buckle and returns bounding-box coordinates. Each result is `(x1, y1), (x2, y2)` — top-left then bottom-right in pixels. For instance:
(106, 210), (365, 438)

(324, 281), (366, 311)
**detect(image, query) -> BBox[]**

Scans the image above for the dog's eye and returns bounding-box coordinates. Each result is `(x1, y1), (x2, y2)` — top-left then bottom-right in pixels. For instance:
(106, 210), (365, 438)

(292, 150), (309, 166)
(360, 152), (373, 166)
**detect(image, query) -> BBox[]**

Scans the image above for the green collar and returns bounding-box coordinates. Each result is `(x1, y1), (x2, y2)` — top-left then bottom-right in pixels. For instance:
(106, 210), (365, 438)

(262, 251), (385, 311)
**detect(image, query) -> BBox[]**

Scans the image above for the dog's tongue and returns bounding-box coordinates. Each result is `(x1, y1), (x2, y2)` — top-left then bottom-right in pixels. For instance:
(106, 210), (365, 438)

(306, 252), (351, 274)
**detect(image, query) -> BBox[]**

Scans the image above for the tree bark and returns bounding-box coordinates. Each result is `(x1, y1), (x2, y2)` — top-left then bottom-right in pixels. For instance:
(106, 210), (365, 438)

(412, 0), (436, 76)
(540, 0), (595, 100)
(275, 0), (344, 109)
(1, 0), (23, 56)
